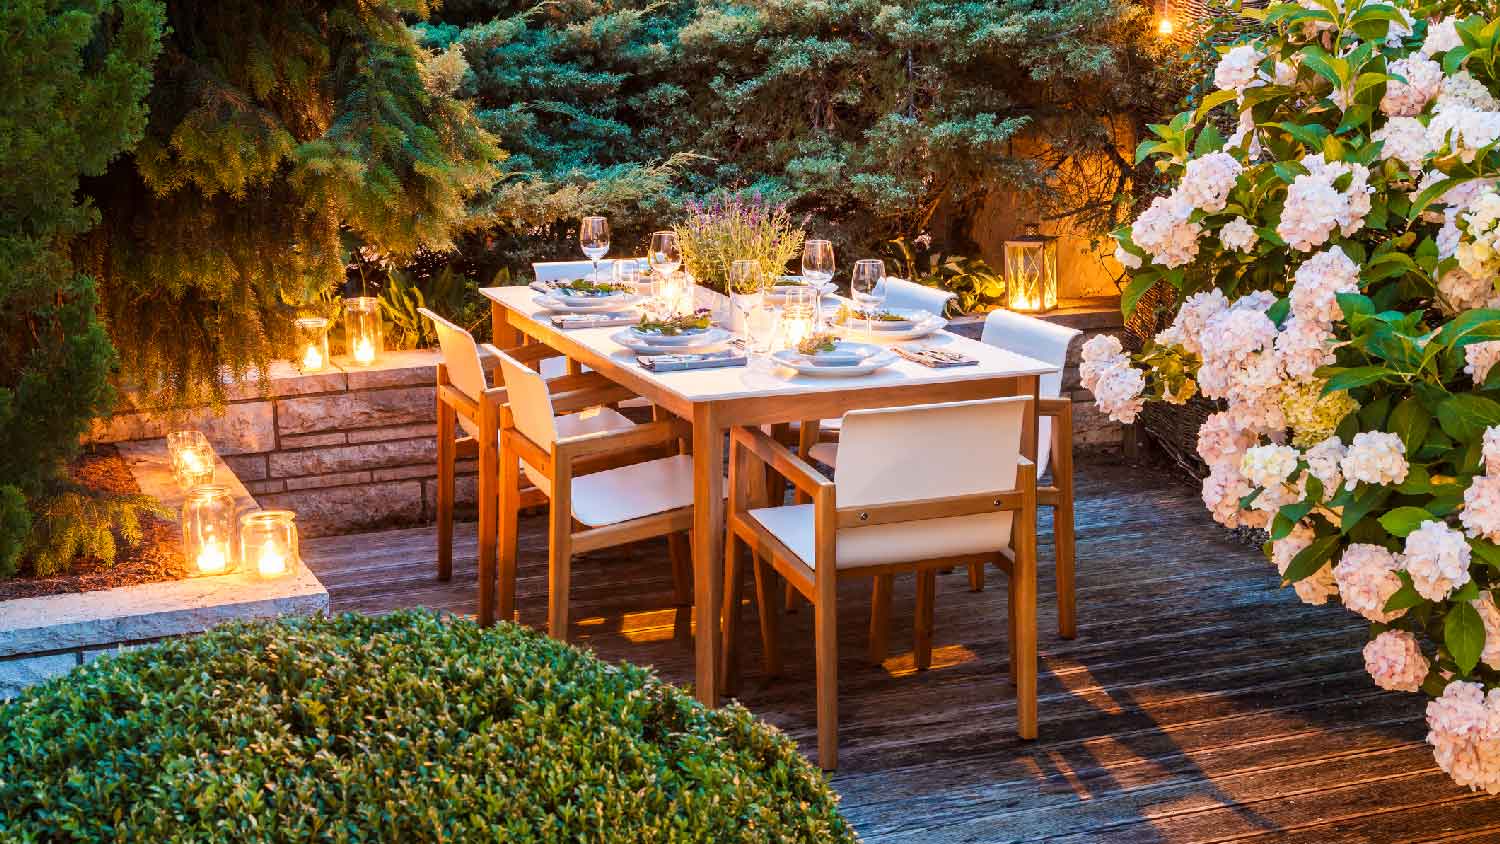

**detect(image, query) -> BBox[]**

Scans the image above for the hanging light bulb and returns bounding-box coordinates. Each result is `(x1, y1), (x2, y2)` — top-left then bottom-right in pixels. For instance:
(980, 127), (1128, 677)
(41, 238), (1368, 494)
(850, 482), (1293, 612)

(1157, 15), (1174, 34)
(1156, 0), (1174, 36)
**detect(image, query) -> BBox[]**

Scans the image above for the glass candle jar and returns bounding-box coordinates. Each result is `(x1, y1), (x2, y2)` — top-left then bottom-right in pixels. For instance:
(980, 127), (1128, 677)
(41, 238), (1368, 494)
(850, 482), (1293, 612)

(294, 316), (331, 373)
(239, 510), (299, 579)
(342, 297), (383, 366)
(168, 430), (215, 491)
(182, 485), (237, 576)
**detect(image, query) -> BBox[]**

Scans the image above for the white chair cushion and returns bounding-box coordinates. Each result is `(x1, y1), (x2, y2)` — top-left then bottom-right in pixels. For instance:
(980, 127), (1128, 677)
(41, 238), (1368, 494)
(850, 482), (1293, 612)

(521, 407), (636, 496)
(747, 504), (1014, 569)
(570, 454), (697, 527)
(807, 442), (839, 467)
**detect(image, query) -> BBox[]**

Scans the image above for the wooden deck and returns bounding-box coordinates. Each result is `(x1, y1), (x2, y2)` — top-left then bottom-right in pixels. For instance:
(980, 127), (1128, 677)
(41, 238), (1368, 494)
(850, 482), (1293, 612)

(301, 457), (1500, 843)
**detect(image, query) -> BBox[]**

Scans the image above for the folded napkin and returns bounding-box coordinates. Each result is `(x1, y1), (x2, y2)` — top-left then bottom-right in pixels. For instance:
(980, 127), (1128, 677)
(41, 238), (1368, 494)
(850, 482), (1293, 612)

(551, 312), (638, 329)
(895, 345), (978, 368)
(638, 350), (748, 372)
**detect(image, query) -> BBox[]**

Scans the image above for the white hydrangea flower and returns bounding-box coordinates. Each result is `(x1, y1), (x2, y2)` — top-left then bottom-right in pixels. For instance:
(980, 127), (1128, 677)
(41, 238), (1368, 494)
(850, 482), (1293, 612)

(1080, 334), (1145, 424)
(1476, 592), (1500, 670)
(1196, 410), (1257, 468)
(1214, 44), (1265, 94)
(1428, 106), (1500, 164)
(1426, 681), (1500, 794)
(1223, 110), (1263, 160)
(1422, 17), (1462, 56)
(1381, 56), (1443, 116)
(1156, 289), (1229, 356)
(1241, 443), (1300, 489)
(1270, 522), (1338, 605)
(1485, 426), (1500, 475)
(1281, 376), (1356, 447)
(1402, 519), (1472, 601)
(1278, 157), (1372, 251)
(1438, 71), (1500, 113)
(1219, 216), (1258, 252)
(1364, 630), (1430, 692)
(1290, 245), (1361, 326)
(1114, 243), (1142, 270)
(1372, 115), (1433, 170)
(1466, 342), (1500, 385)
(1340, 430), (1409, 490)
(1334, 543), (1406, 622)
(1131, 192), (1202, 268)
(1463, 474), (1500, 542)
(1275, 317), (1338, 382)
(1304, 435), (1346, 494)
(1437, 267), (1500, 313)
(1179, 152), (1243, 213)
(1274, 60), (1298, 87)
(1202, 460), (1263, 529)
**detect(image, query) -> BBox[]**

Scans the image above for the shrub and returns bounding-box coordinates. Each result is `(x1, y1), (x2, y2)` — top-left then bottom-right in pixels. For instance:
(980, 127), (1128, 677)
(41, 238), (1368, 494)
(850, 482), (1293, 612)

(0, 610), (858, 842)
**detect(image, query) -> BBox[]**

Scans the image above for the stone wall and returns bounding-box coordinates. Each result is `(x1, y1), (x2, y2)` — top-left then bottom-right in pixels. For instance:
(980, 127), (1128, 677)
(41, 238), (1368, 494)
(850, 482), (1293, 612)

(91, 350), (462, 537)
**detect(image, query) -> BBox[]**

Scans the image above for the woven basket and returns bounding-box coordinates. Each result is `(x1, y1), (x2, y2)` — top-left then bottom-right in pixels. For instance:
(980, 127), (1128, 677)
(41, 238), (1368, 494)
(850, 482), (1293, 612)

(1124, 281), (1222, 481)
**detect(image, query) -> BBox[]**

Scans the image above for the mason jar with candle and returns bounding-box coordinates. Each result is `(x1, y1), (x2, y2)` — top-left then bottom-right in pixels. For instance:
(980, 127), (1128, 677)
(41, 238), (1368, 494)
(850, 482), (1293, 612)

(239, 510), (299, 580)
(342, 297), (383, 366)
(168, 430), (215, 491)
(294, 316), (331, 373)
(182, 485), (237, 576)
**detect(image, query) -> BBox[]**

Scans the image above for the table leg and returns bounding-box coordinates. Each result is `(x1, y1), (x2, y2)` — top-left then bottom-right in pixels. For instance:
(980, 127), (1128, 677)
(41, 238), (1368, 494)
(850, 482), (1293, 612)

(490, 301), (525, 348)
(692, 405), (725, 708)
(1021, 375), (1040, 464)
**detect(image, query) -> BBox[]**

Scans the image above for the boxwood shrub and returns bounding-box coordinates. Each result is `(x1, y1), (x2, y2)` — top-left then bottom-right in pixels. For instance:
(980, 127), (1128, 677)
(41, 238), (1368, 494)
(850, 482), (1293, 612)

(0, 610), (857, 842)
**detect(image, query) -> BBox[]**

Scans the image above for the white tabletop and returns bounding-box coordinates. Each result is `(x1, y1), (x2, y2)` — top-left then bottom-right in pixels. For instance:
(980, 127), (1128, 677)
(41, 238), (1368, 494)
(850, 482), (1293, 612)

(480, 285), (1057, 404)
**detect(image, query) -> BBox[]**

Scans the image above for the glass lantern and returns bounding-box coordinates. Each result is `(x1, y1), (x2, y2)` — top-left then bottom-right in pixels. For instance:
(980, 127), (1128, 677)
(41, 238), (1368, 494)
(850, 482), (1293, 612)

(294, 317), (330, 373)
(167, 430), (214, 491)
(1003, 226), (1059, 313)
(240, 510), (299, 580)
(182, 485), (237, 576)
(342, 297), (383, 366)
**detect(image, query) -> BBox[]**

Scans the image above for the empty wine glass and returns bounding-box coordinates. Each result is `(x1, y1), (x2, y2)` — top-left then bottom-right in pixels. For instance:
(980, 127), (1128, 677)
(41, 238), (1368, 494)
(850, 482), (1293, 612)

(850, 258), (886, 338)
(802, 239), (835, 290)
(648, 231), (681, 280)
(614, 261), (645, 302)
(580, 216), (609, 281)
(728, 259), (765, 335)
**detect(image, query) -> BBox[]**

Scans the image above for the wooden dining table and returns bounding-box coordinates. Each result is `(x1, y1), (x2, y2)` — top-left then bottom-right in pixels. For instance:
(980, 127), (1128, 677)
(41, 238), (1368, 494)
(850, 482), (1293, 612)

(481, 284), (1058, 707)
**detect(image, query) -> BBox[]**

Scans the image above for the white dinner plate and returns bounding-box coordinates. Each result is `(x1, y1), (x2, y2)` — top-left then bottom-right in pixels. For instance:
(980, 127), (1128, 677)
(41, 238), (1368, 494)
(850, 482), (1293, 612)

(835, 312), (948, 342)
(773, 342), (898, 377)
(766, 277), (838, 300)
(612, 327), (732, 356)
(533, 294), (638, 313)
(829, 306), (934, 331)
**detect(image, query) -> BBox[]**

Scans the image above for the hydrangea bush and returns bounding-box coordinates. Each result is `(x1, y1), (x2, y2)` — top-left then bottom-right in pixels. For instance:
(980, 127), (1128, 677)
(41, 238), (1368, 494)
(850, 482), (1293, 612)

(1089, 0), (1500, 792)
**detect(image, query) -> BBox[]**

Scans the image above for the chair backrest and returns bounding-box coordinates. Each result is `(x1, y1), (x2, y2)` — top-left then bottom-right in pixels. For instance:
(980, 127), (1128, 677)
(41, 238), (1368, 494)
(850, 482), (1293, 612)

(978, 309), (1079, 400)
(533, 259), (623, 283)
(834, 397), (1029, 509)
(421, 308), (488, 437)
(884, 277), (957, 316)
(495, 348), (559, 451)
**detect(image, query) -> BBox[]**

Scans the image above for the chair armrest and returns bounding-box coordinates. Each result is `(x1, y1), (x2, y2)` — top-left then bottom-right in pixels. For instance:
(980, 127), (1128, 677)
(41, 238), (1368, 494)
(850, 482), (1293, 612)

(1037, 397), (1071, 417)
(552, 383), (640, 414)
(732, 426), (832, 500)
(544, 371), (615, 394)
(555, 419), (691, 461)
(479, 341), (558, 366)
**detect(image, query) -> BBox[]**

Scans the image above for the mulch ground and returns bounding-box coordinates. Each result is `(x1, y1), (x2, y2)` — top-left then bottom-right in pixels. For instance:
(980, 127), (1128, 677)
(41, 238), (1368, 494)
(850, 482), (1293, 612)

(0, 444), (185, 601)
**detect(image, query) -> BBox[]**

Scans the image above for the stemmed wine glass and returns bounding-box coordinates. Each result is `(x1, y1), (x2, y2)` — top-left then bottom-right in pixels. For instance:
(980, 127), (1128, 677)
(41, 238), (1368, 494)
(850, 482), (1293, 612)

(648, 230), (684, 314)
(580, 216), (610, 282)
(802, 239), (835, 328)
(728, 259), (766, 339)
(850, 258), (887, 339)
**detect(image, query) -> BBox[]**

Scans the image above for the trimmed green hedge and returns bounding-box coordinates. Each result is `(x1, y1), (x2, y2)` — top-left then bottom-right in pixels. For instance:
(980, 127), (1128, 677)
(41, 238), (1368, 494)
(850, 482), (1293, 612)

(0, 610), (857, 842)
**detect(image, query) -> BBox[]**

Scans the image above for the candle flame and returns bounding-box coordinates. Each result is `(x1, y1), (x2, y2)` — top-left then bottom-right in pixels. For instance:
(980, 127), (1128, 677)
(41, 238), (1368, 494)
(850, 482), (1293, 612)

(784, 316), (812, 346)
(181, 450), (205, 474)
(302, 344), (324, 371)
(1157, 16), (1173, 34)
(257, 545), (288, 578)
(196, 541), (228, 574)
(353, 337), (375, 365)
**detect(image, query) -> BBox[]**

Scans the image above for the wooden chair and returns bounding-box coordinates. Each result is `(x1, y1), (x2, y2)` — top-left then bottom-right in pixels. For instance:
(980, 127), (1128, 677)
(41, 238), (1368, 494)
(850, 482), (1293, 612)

(424, 308), (639, 626)
(802, 309), (1081, 639)
(493, 348), (698, 643)
(725, 397), (1039, 770)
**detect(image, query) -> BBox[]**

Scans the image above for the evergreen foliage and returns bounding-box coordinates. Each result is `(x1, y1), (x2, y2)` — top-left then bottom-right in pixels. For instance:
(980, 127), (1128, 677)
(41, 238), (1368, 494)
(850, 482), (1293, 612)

(77, 0), (505, 407)
(0, 0), (165, 577)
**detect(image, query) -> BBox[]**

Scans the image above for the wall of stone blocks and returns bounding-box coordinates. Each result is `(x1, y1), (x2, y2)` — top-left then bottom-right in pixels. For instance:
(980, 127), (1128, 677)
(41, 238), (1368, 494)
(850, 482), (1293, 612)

(91, 350), (464, 537)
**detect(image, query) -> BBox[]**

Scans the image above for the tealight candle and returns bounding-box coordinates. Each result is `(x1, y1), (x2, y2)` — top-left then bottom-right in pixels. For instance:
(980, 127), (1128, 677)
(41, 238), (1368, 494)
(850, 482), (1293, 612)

(239, 510), (299, 580)
(353, 336), (375, 365)
(182, 485), (237, 577)
(294, 316), (330, 373)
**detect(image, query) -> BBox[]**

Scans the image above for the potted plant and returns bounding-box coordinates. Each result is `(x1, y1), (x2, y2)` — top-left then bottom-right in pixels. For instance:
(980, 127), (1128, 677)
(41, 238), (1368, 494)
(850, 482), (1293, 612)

(674, 193), (805, 314)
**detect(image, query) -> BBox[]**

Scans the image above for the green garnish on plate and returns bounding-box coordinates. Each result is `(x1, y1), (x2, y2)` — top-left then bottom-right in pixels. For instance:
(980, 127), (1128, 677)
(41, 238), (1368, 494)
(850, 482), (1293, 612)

(557, 279), (631, 296)
(835, 304), (905, 323)
(796, 333), (840, 355)
(636, 311), (713, 336)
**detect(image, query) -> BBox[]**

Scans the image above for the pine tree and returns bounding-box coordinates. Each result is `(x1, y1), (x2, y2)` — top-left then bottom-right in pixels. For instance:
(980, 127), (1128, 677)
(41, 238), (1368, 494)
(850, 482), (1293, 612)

(0, 0), (166, 577)
(76, 0), (504, 407)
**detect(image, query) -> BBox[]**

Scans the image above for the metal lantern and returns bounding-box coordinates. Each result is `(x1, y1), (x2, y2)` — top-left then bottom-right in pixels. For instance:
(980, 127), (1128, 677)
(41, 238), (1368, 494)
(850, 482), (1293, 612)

(167, 430), (214, 491)
(239, 510), (299, 580)
(182, 485), (237, 576)
(342, 297), (383, 366)
(1003, 226), (1059, 313)
(294, 317), (331, 373)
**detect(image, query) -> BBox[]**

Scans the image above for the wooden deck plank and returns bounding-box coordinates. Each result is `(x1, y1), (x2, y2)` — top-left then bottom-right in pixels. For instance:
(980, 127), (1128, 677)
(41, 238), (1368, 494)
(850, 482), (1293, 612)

(300, 458), (1500, 842)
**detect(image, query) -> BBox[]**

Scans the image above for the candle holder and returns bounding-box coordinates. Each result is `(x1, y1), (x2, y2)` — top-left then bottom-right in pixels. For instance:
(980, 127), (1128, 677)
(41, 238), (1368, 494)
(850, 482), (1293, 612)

(342, 297), (383, 366)
(167, 430), (214, 491)
(239, 510), (299, 580)
(1003, 226), (1059, 313)
(294, 317), (330, 373)
(182, 485), (237, 576)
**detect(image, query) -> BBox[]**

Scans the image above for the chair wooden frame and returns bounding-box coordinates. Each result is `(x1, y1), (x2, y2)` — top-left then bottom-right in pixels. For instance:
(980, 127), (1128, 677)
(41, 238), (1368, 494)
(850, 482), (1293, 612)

(798, 394), (1076, 640)
(725, 425), (1038, 770)
(498, 400), (697, 642)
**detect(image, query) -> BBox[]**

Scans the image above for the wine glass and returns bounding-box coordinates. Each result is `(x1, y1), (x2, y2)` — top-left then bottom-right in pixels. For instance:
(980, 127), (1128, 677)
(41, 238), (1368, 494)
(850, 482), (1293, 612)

(728, 259), (765, 336)
(802, 239), (835, 290)
(580, 216), (610, 282)
(648, 231), (681, 280)
(850, 258), (887, 339)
